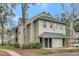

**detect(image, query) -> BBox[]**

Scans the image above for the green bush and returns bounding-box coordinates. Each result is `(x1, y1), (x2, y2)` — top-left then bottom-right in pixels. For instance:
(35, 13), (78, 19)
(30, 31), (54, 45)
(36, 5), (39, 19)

(14, 43), (20, 48)
(32, 42), (42, 49)
(26, 42), (42, 49)
(22, 44), (27, 49)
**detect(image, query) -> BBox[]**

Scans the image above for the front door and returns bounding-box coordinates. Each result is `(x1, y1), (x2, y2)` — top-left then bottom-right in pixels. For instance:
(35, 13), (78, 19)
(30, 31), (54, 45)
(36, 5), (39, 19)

(45, 38), (48, 47)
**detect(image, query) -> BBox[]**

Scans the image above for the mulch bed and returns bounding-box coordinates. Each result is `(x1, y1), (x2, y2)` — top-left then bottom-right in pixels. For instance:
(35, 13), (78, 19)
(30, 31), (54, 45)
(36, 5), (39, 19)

(14, 48), (52, 56)
(14, 48), (79, 56)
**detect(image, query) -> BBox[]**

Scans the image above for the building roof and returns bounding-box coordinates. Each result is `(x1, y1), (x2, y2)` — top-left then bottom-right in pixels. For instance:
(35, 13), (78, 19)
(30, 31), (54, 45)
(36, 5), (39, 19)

(28, 12), (66, 25)
(39, 32), (69, 38)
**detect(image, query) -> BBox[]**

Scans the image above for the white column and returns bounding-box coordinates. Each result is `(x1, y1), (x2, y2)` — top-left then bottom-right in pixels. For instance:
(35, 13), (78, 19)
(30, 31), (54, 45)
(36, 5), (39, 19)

(52, 39), (53, 48)
(42, 38), (45, 48)
(48, 38), (49, 48)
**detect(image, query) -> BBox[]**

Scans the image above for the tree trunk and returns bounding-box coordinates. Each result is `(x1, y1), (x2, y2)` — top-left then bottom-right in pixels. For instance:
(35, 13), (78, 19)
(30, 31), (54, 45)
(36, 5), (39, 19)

(1, 16), (4, 45)
(21, 3), (27, 48)
(69, 16), (75, 47)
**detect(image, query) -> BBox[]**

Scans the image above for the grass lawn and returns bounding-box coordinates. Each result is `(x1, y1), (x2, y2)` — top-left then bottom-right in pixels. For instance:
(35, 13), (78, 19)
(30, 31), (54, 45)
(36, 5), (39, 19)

(0, 45), (16, 50)
(14, 47), (79, 56)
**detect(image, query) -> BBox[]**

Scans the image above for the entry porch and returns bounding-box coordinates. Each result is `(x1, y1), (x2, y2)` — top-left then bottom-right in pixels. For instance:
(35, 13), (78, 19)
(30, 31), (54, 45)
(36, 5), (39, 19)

(39, 32), (69, 48)
(40, 37), (68, 48)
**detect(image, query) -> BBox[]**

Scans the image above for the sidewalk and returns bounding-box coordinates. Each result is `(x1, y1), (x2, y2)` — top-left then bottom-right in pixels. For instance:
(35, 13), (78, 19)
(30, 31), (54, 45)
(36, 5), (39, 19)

(0, 49), (21, 56)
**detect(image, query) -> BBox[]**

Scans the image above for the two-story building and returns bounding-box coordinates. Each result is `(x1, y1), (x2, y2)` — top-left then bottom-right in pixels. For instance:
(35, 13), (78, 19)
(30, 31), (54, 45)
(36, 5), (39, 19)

(18, 12), (69, 48)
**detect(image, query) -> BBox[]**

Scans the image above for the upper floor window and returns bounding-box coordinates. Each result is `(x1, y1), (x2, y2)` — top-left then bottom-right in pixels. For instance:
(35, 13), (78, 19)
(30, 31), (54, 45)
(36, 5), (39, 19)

(74, 41), (76, 43)
(55, 24), (57, 29)
(60, 27), (63, 30)
(19, 24), (21, 26)
(18, 31), (20, 34)
(77, 38), (79, 40)
(77, 41), (79, 43)
(43, 21), (46, 28)
(50, 22), (53, 28)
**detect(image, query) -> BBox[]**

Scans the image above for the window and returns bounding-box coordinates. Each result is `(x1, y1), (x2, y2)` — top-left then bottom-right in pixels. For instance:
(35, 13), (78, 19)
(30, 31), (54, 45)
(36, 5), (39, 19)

(16, 38), (18, 43)
(74, 41), (76, 43)
(19, 23), (21, 26)
(77, 41), (79, 43)
(50, 23), (53, 28)
(55, 24), (57, 29)
(60, 27), (63, 30)
(18, 31), (20, 34)
(77, 39), (79, 40)
(53, 29), (55, 31)
(43, 21), (46, 28)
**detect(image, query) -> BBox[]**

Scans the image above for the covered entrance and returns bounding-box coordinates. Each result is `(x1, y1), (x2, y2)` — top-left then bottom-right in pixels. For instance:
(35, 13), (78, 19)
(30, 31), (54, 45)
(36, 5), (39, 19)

(39, 32), (68, 48)
(40, 38), (52, 48)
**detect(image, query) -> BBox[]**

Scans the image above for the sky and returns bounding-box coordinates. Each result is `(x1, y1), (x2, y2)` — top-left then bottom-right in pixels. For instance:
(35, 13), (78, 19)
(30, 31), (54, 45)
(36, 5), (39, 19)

(12, 3), (79, 28)
(14, 3), (79, 24)
(15, 3), (63, 21)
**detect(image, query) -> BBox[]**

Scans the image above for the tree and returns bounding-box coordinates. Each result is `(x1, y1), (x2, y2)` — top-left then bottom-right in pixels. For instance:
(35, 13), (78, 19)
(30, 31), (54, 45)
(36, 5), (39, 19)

(74, 23), (79, 32)
(59, 13), (70, 36)
(0, 4), (15, 45)
(21, 3), (36, 48)
(16, 3), (43, 47)
(20, 3), (27, 47)
(73, 19), (79, 32)
(61, 3), (79, 46)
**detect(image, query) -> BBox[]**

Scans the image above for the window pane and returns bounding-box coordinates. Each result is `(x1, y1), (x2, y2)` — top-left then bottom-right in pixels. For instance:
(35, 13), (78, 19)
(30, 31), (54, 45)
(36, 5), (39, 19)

(43, 21), (46, 28)
(50, 24), (52, 28)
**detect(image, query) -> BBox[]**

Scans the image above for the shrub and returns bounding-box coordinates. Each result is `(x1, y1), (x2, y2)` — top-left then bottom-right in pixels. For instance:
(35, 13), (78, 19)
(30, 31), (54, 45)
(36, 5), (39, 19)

(26, 44), (33, 49)
(26, 42), (42, 49)
(14, 43), (20, 48)
(32, 42), (42, 49)
(22, 44), (27, 49)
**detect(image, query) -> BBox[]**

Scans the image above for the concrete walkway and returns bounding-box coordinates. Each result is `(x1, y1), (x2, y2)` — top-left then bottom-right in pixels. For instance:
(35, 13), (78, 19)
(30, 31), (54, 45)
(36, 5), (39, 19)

(0, 49), (21, 56)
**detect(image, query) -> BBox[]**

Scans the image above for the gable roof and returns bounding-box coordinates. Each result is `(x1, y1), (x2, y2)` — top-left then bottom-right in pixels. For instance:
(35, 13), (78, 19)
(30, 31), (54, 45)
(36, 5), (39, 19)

(28, 12), (66, 25)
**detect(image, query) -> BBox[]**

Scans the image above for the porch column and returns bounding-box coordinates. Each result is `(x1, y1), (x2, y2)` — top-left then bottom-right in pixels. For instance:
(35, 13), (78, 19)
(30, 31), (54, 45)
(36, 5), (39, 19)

(48, 38), (49, 48)
(42, 38), (45, 48)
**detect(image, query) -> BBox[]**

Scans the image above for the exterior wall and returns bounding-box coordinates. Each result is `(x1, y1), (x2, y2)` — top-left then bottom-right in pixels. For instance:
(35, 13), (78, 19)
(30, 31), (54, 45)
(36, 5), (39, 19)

(27, 24), (31, 43)
(10, 33), (15, 44)
(30, 23), (35, 42)
(34, 21), (39, 42)
(52, 39), (63, 48)
(18, 20), (29, 46)
(28, 20), (39, 43)
(0, 34), (10, 44)
(38, 20), (66, 35)
(18, 23), (24, 46)
(27, 25), (30, 43)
